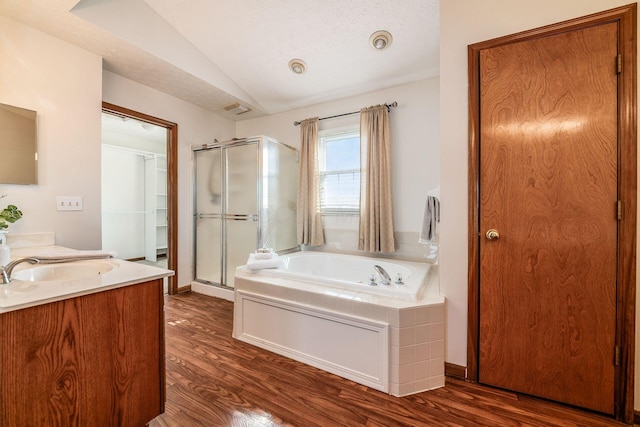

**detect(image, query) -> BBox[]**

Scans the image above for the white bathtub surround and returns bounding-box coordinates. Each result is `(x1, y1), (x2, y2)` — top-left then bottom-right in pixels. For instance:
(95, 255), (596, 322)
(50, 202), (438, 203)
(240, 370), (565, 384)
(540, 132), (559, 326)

(233, 252), (445, 397)
(313, 228), (438, 263)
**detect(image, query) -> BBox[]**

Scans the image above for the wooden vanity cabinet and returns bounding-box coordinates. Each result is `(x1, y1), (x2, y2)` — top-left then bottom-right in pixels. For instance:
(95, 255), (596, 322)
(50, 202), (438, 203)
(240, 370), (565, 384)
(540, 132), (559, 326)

(0, 279), (165, 426)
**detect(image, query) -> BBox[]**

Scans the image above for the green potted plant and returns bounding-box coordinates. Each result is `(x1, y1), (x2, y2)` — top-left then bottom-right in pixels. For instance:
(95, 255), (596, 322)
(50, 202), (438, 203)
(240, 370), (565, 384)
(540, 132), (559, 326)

(0, 203), (22, 230)
(0, 199), (20, 266)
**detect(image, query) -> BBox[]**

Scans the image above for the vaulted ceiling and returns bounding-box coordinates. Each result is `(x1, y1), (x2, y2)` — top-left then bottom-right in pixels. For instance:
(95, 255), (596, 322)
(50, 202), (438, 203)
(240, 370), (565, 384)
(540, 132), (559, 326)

(0, 0), (439, 120)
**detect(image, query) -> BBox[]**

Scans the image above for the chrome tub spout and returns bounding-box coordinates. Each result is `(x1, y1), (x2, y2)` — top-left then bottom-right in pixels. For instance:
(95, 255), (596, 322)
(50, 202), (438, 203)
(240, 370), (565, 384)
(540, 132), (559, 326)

(374, 264), (391, 286)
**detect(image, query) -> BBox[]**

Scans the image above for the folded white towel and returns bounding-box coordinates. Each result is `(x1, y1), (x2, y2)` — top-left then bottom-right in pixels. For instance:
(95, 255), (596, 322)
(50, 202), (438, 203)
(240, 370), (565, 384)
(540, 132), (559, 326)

(246, 253), (282, 270)
(32, 250), (117, 261)
(253, 247), (275, 259)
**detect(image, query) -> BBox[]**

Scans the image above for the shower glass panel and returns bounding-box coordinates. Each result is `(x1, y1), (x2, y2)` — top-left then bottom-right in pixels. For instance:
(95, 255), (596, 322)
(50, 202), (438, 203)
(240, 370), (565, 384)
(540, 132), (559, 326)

(225, 220), (258, 287)
(193, 136), (298, 289)
(196, 148), (222, 214)
(195, 216), (222, 283)
(261, 139), (298, 250)
(223, 142), (258, 286)
(226, 143), (258, 214)
(195, 148), (222, 284)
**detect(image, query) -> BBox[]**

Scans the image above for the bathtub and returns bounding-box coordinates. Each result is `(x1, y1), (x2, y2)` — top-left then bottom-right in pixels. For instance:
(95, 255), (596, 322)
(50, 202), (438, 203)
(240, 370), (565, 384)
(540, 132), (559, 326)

(233, 251), (445, 397)
(253, 251), (434, 301)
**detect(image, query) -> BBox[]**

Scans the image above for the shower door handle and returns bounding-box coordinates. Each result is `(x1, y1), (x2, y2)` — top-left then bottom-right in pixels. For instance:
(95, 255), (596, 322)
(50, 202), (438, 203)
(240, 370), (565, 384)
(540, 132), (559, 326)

(196, 213), (222, 219)
(224, 214), (258, 221)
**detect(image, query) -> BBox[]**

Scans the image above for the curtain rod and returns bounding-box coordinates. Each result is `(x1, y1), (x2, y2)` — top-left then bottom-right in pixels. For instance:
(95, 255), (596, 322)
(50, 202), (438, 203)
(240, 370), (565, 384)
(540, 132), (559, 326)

(293, 101), (398, 126)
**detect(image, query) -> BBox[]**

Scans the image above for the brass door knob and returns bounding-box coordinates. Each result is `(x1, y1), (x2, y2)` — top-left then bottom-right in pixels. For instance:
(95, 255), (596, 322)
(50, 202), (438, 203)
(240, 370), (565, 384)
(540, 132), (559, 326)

(485, 229), (500, 240)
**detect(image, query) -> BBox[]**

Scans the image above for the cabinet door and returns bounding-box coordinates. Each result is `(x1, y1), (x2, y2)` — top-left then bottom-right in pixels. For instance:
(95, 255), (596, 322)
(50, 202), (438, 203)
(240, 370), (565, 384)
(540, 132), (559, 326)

(0, 280), (164, 426)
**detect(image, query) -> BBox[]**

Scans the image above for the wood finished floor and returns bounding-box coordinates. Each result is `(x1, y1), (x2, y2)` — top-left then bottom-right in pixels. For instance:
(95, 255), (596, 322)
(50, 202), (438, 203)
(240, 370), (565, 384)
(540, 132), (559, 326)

(150, 292), (628, 427)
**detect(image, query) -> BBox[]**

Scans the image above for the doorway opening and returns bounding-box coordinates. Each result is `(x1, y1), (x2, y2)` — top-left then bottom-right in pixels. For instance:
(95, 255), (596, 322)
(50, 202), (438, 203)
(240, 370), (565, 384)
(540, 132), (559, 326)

(101, 102), (179, 295)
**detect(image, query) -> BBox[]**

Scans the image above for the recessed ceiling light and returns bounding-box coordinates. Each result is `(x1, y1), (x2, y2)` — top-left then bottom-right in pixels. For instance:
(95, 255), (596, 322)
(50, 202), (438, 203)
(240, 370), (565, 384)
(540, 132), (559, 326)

(288, 59), (307, 74)
(369, 30), (393, 50)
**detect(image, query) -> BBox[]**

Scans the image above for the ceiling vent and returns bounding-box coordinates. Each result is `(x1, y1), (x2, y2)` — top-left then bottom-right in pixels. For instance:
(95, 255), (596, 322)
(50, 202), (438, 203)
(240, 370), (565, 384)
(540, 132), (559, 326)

(224, 103), (251, 115)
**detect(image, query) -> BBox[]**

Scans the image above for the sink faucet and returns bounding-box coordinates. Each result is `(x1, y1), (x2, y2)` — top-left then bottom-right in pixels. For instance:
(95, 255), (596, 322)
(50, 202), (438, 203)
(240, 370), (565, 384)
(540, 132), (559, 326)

(374, 264), (391, 286)
(0, 257), (40, 284)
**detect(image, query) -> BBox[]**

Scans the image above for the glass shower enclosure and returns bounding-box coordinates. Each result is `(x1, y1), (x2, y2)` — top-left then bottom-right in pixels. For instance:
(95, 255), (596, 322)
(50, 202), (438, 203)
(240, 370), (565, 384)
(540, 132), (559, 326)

(193, 136), (298, 288)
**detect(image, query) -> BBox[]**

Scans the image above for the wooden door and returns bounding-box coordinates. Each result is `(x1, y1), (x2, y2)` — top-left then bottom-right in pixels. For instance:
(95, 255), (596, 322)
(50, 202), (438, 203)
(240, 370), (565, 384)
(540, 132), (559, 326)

(478, 23), (618, 414)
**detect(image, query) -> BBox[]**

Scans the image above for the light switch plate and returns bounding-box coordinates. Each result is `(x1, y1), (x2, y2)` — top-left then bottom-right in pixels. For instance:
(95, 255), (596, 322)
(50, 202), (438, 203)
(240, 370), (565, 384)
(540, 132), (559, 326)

(56, 196), (83, 211)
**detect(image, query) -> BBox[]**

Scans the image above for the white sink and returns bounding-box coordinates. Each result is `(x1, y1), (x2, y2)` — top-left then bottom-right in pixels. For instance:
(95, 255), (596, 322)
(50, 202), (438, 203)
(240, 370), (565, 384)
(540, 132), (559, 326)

(12, 261), (115, 282)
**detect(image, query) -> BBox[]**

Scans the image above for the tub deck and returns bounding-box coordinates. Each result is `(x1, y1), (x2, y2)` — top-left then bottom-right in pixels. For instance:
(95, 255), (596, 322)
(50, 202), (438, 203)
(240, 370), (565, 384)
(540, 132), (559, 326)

(255, 251), (434, 301)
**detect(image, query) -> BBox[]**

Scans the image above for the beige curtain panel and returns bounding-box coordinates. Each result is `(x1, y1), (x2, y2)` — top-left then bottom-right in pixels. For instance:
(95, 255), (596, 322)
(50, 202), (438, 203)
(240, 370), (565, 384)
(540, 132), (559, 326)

(296, 117), (325, 246)
(359, 105), (396, 253)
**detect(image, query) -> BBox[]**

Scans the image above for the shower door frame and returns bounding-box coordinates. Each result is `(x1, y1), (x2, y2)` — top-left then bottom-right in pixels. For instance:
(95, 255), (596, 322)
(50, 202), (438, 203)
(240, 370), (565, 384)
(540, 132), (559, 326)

(193, 138), (263, 288)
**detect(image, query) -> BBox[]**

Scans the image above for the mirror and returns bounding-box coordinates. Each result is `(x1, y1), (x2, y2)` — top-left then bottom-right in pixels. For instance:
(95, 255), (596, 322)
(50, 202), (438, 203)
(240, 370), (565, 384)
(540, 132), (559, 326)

(0, 103), (38, 184)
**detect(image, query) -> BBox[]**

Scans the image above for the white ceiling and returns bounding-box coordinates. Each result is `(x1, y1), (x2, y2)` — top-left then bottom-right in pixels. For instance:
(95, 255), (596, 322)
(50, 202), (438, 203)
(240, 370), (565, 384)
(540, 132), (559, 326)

(0, 0), (439, 120)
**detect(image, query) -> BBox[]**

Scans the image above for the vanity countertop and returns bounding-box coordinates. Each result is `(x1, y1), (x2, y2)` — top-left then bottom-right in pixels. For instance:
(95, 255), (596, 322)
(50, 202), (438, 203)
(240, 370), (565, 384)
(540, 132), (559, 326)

(0, 245), (173, 313)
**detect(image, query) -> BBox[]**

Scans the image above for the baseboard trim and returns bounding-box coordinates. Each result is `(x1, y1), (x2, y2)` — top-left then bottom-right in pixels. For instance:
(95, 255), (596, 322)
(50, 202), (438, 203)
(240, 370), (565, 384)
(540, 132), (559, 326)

(177, 285), (191, 293)
(191, 281), (234, 301)
(634, 410), (640, 425)
(445, 362), (467, 380)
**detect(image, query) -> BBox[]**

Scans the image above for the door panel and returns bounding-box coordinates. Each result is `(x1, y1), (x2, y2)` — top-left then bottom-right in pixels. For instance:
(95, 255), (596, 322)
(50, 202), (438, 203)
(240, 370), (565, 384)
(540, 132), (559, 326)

(478, 23), (618, 414)
(195, 217), (222, 284)
(194, 148), (223, 284)
(225, 219), (258, 287)
(196, 148), (222, 215)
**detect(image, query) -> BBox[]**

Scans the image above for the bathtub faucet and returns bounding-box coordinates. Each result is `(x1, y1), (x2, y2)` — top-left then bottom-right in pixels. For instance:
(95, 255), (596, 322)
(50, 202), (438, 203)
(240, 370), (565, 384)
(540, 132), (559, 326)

(374, 265), (391, 286)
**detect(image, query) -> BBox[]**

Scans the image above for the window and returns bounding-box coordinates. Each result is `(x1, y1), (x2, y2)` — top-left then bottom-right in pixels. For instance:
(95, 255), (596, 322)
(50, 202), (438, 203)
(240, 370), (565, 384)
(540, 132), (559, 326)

(317, 129), (360, 214)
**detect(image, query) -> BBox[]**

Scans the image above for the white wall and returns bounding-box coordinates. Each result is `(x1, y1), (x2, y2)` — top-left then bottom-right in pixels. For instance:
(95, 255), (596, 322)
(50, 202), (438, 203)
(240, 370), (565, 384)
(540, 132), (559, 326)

(102, 71), (236, 287)
(101, 123), (167, 261)
(439, 0), (640, 408)
(101, 146), (147, 259)
(237, 78), (440, 260)
(0, 11), (235, 288)
(0, 14), (103, 249)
